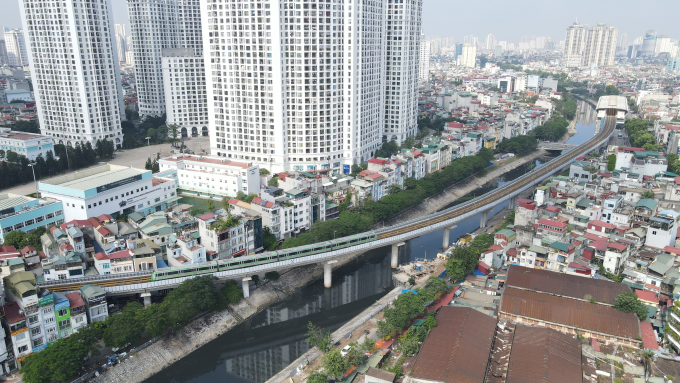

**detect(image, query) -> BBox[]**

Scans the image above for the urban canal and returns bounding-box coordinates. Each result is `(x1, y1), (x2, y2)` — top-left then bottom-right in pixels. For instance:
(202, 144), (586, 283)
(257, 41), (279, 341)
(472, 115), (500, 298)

(144, 101), (598, 383)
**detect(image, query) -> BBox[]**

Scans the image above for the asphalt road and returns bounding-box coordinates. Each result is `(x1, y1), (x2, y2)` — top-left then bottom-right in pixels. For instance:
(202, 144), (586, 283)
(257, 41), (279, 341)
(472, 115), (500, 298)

(1, 136), (211, 196)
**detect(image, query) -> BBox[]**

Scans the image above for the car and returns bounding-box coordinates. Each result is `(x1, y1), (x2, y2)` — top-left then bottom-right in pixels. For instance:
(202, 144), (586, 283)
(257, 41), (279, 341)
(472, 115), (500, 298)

(341, 345), (352, 357)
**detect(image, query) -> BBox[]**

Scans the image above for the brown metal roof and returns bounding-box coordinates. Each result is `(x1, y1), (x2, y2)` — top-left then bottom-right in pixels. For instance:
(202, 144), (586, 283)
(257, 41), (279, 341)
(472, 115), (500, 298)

(505, 265), (631, 305)
(412, 306), (495, 383)
(505, 325), (582, 383)
(500, 287), (640, 340)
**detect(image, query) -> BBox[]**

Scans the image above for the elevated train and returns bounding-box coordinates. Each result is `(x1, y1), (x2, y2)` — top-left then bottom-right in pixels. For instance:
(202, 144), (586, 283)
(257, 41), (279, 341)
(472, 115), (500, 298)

(39, 116), (617, 291)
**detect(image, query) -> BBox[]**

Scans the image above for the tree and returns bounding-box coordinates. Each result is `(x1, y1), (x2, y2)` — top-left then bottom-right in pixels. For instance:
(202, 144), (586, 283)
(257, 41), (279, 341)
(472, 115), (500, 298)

(102, 301), (143, 349)
(401, 136), (415, 149)
(170, 124), (179, 141)
(251, 274), (260, 284)
(263, 227), (279, 251)
(2, 230), (27, 249)
(20, 335), (90, 383)
(641, 190), (655, 199)
(359, 336), (375, 354)
(207, 199), (215, 212)
(423, 314), (437, 330)
(606, 154), (616, 172)
(268, 176), (280, 187)
(307, 369), (329, 383)
(345, 342), (367, 366)
(265, 271), (280, 281)
(614, 292), (648, 320)
(221, 280), (243, 304)
(408, 277), (416, 286)
(145, 157), (152, 170)
(259, 168), (270, 175)
(605, 85), (620, 95)
(446, 258), (467, 282)
(388, 184), (402, 195)
(222, 196), (231, 213)
(151, 159), (160, 173)
(399, 328), (420, 356)
(380, 140), (400, 157)
(322, 350), (349, 379)
(306, 322), (333, 352)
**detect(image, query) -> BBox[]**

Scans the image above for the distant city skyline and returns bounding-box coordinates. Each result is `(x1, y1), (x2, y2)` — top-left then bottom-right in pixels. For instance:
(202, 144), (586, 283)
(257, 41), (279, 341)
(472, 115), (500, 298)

(2, 0), (679, 45)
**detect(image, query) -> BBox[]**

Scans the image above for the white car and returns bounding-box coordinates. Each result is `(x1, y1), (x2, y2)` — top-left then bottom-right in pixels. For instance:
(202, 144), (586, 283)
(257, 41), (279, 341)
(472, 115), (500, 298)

(341, 345), (352, 357)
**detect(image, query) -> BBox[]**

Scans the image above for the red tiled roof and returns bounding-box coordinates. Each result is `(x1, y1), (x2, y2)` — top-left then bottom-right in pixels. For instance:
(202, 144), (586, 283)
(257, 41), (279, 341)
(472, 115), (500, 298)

(588, 220), (616, 230)
(664, 246), (680, 255)
(636, 289), (658, 304)
(368, 158), (390, 165)
(537, 218), (567, 229)
(94, 252), (108, 260)
(65, 292), (86, 308)
(3, 302), (25, 324)
(0, 245), (18, 254)
(607, 243), (627, 251)
(640, 321), (659, 351)
(197, 212), (216, 221)
(545, 206), (561, 213)
(20, 246), (35, 255)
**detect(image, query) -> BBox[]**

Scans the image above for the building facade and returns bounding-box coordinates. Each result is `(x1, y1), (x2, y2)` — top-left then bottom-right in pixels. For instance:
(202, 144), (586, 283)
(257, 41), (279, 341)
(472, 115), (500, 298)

(38, 164), (178, 221)
(419, 40), (430, 83)
(19, 0), (126, 148)
(0, 194), (64, 246)
(563, 22), (585, 68)
(581, 24), (618, 67)
(3, 29), (28, 67)
(161, 48), (208, 137)
(127, 0), (203, 117)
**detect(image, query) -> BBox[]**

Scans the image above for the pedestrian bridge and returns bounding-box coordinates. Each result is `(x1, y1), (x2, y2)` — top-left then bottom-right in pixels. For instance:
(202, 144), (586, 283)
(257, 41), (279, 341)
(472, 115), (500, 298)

(538, 142), (578, 151)
(36, 116), (617, 298)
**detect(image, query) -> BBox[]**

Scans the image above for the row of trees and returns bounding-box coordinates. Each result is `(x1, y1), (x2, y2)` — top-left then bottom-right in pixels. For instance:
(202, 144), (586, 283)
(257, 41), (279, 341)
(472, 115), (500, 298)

(281, 149), (494, 249)
(377, 277), (447, 338)
(445, 233), (495, 281)
(624, 118), (662, 151)
(533, 116), (570, 141)
(2, 227), (47, 251)
(495, 135), (538, 154)
(0, 140), (113, 190)
(20, 276), (242, 383)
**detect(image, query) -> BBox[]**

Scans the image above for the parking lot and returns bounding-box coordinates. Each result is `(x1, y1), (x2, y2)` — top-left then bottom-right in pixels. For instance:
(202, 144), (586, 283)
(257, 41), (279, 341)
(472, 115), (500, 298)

(0, 136), (211, 196)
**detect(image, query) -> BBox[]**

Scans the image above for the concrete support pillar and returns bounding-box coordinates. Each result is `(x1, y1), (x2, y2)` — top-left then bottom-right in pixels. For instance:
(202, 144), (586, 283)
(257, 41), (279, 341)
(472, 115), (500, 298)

(391, 242), (406, 268)
(480, 210), (492, 228)
(508, 197), (516, 211)
(442, 225), (457, 249)
(141, 292), (151, 307)
(324, 260), (338, 288)
(242, 277), (252, 298)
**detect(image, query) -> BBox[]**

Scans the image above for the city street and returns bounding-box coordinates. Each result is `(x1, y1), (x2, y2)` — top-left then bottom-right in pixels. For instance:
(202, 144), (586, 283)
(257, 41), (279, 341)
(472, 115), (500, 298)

(0, 136), (211, 196)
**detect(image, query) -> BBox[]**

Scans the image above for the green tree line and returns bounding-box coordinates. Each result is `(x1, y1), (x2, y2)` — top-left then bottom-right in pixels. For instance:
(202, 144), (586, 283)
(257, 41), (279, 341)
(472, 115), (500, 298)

(0, 140), (113, 190)
(281, 149), (494, 249)
(445, 233), (495, 281)
(495, 135), (538, 154)
(624, 118), (662, 151)
(20, 276), (242, 383)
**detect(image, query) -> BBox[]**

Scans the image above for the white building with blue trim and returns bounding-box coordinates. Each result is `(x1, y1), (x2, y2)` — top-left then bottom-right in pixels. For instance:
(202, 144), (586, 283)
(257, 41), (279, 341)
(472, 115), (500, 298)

(0, 194), (64, 245)
(38, 164), (178, 222)
(0, 127), (54, 161)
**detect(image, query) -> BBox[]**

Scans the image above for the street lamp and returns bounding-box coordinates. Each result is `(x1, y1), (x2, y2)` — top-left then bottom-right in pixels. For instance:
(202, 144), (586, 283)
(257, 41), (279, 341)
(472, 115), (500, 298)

(333, 230), (337, 240)
(145, 137), (151, 159)
(28, 163), (38, 198)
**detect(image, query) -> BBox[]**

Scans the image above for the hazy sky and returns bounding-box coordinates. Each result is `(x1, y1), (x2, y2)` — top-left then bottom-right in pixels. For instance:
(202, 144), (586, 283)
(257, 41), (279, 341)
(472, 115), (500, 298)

(1, 0), (679, 43)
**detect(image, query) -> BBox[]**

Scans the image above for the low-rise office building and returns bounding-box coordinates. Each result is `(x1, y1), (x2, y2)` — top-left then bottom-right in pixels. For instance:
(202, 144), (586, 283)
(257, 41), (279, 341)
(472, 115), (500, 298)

(0, 127), (54, 161)
(158, 154), (260, 198)
(39, 164), (178, 221)
(0, 194), (64, 245)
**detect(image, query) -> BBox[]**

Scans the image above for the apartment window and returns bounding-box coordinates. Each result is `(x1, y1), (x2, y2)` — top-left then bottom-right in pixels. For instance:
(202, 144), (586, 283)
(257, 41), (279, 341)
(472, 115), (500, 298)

(58, 309), (69, 317)
(15, 332), (26, 341)
(17, 345), (28, 353)
(28, 315), (39, 325)
(30, 327), (41, 336)
(44, 317), (55, 324)
(32, 338), (43, 348)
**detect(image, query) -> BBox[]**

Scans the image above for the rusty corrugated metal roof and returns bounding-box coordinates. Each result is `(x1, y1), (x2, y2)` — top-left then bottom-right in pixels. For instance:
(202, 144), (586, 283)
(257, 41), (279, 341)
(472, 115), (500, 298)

(505, 265), (631, 305)
(500, 287), (640, 341)
(505, 325), (582, 383)
(412, 306), (495, 383)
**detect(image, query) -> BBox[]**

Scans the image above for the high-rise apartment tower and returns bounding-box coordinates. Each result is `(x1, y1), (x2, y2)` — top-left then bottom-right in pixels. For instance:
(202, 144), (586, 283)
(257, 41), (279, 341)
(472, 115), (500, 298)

(19, 0), (125, 147)
(4, 29), (28, 67)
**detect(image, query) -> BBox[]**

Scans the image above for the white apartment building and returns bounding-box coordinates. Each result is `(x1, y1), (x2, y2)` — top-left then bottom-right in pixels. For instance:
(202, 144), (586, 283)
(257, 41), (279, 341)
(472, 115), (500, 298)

(0, 40), (8, 67)
(19, 0), (125, 149)
(383, 0), (422, 145)
(39, 164), (179, 221)
(204, 0), (420, 173)
(161, 48), (208, 137)
(127, 0), (203, 118)
(419, 40), (430, 83)
(115, 23), (127, 63)
(0, 127), (54, 161)
(582, 24), (618, 67)
(459, 44), (476, 68)
(159, 154), (260, 197)
(4, 29), (28, 67)
(563, 22), (585, 68)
